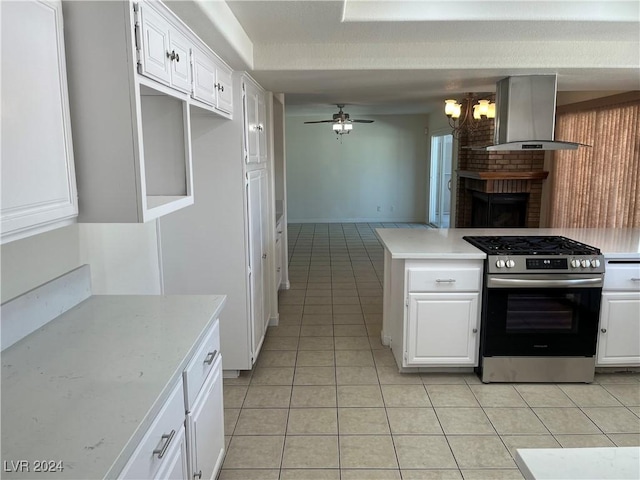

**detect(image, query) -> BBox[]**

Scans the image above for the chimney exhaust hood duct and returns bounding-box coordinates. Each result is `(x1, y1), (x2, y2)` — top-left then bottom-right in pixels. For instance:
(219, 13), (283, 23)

(481, 74), (587, 151)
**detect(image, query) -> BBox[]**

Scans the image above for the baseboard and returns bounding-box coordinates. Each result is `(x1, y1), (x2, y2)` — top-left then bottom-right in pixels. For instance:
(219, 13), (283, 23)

(287, 217), (425, 224)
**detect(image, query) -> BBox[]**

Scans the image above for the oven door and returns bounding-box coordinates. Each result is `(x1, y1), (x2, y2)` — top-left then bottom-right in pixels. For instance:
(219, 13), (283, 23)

(482, 274), (603, 357)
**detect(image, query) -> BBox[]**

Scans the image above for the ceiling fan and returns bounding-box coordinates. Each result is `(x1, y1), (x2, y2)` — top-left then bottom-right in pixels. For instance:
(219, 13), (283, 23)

(304, 104), (374, 135)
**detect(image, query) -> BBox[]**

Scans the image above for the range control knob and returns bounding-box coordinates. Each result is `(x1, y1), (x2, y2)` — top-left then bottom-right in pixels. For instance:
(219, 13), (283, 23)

(571, 259), (581, 268)
(591, 259), (601, 268)
(506, 259), (516, 268)
(496, 259), (506, 268)
(581, 259), (590, 268)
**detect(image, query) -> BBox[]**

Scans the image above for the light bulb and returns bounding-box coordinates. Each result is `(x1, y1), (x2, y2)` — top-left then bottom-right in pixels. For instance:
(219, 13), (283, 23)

(477, 99), (490, 117)
(473, 104), (482, 120)
(451, 103), (461, 119)
(444, 99), (458, 117)
(487, 102), (496, 119)
(332, 123), (342, 131)
(344, 122), (353, 131)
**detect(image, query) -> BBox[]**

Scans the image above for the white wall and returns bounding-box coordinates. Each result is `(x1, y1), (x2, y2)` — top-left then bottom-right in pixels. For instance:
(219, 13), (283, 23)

(285, 113), (428, 223)
(78, 223), (162, 295)
(1, 224), (82, 303)
(1, 222), (162, 303)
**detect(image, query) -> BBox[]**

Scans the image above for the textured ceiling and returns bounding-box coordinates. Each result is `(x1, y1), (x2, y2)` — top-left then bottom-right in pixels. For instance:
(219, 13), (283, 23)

(175, 0), (640, 115)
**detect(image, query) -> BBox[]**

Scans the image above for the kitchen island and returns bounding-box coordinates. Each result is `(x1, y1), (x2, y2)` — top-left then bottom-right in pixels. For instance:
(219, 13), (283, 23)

(376, 228), (640, 373)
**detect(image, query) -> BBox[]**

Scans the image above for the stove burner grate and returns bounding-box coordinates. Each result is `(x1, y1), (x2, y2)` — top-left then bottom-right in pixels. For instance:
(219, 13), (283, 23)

(463, 235), (601, 256)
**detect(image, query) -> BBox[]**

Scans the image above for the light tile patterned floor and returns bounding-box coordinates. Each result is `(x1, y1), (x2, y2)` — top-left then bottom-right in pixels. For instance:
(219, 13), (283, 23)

(220, 223), (640, 480)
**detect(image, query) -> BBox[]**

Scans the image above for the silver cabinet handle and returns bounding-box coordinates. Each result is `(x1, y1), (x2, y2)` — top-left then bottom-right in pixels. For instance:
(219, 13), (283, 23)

(193, 470), (202, 479)
(472, 328), (478, 333)
(166, 50), (176, 61)
(436, 279), (456, 283)
(175, 52), (179, 62)
(631, 278), (640, 282)
(215, 83), (224, 92)
(601, 328), (607, 333)
(204, 349), (218, 365)
(153, 429), (175, 459)
(262, 253), (267, 259)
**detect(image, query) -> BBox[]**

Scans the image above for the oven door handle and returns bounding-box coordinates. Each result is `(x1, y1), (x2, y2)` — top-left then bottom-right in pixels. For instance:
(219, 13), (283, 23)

(487, 277), (603, 288)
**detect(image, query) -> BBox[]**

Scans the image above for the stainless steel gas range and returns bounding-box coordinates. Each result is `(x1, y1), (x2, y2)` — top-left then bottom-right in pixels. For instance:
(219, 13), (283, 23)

(463, 235), (605, 383)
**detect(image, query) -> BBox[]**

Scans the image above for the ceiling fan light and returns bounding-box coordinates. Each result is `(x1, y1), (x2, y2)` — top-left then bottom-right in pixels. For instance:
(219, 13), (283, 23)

(343, 122), (353, 131)
(332, 123), (342, 131)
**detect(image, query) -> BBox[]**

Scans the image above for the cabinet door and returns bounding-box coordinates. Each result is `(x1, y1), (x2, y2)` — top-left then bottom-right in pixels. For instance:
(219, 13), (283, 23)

(138, 3), (172, 84)
(155, 425), (188, 480)
(406, 293), (480, 366)
(257, 91), (268, 164)
(275, 234), (283, 290)
(1, 0), (78, 243)
(244, 83), (260, 164)
(215, 63), (233, 115)
(247, 169), (269, 360)
(192, 47), (216, 106)
(597, 291), (640, 366)
(187, 354), (224, 480)
(167, 27), (191, 93)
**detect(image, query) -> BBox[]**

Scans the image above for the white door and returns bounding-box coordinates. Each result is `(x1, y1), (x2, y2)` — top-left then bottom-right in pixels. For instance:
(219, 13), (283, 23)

(428, 134), (453, 228)
(597, 292), (640, 366)
(406, 292), (479, 366)
(247, 170), (267, 359)
(186, 355), (224, 480)
(215, 65), (233, 114)
(192, 47), (216, 106)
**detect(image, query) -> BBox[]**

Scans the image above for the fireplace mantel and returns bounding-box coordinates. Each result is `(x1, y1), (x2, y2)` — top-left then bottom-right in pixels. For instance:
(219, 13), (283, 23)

(458, 171), (549, 181)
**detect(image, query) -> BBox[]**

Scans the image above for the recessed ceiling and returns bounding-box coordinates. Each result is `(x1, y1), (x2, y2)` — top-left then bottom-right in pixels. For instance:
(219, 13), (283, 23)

(174, 0), (640, 115)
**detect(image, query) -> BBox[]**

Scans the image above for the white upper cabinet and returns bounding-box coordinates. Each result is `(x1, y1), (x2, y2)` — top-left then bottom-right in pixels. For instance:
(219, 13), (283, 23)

(137, 3), (173, 85)
(1, 0), (78, 243)
(61, 1), (233, 223)
(243, 77), (267, 165)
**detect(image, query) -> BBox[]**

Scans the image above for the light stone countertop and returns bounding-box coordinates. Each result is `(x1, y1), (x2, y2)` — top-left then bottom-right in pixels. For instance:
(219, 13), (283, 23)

(515, 446), (640, 480)
(375, 228), (640, 259)
(1, 295), (226, 480)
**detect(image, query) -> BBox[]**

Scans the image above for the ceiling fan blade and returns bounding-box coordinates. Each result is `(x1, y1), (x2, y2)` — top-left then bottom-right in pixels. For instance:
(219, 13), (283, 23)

(352, 119), (374, 123)
(304, 120), (335, 124)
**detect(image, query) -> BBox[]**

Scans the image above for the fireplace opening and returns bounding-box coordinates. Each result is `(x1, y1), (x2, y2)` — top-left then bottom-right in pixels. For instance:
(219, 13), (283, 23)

(471, 192), (529, 228)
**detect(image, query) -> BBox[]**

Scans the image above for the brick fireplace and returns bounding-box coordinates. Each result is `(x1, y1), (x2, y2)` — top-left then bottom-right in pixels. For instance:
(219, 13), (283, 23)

(454, 96), (548, 228)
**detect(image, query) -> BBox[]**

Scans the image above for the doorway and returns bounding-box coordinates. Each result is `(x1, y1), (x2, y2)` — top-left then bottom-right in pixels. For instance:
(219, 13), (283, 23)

(428, 133), (453, 228)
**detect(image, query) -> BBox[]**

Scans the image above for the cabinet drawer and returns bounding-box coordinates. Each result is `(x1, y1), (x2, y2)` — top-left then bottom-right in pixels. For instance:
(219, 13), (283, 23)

(604, 262), (640, 291)
(407, 267), (482, 292)
(119, 380), (185, 479)
(183, 319), (220, 410)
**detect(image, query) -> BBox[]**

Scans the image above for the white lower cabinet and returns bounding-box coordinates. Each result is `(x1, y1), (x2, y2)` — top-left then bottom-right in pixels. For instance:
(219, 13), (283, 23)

(596, 259), (640, 367)
(186, 354), (225, 480)
(155, 425), (189, 480)
(386, 259), (483, 369)
(119, 319), (224, 480)
(407, 292), (480, 366)
(597, 291), (640, 366)
(119, 381), (187, 480)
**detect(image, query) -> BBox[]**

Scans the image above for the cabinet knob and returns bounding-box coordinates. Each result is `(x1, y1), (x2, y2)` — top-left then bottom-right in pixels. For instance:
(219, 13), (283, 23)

(601, 328), (607, 333)
(472, 328), (478, 333)
(175, 52), (180, 62)
(193, 470), (202, 479)
(262, 253), (267, 259)
(215, 82), (225, 92)
(166, 50), (176, 61)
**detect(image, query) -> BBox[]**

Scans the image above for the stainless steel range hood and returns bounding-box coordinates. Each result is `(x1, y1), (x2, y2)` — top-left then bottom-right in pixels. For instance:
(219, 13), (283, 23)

(482, 74), (586, 151)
